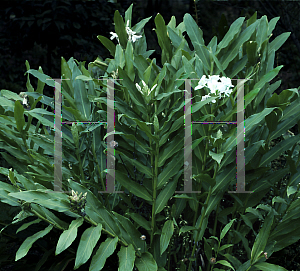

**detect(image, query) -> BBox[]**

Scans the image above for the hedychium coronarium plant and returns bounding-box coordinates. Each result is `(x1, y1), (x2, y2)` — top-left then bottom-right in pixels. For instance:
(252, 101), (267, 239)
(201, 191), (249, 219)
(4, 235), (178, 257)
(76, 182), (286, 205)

(0, 3), (300, 271)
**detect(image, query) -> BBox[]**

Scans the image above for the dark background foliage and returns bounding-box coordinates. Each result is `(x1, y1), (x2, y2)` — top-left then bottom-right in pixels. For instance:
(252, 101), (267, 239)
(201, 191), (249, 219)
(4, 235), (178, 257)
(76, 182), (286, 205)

(0, 0), (299, 270)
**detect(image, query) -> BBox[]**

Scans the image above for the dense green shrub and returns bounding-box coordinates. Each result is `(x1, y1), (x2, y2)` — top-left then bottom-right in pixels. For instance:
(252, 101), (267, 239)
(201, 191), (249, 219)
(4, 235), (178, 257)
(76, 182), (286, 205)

(0, 3), (300, 271)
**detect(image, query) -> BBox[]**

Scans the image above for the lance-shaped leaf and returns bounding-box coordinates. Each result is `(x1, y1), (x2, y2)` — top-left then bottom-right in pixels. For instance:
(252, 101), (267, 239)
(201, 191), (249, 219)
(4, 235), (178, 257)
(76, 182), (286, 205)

(118, 244), (136, 271)
(254, 262), (288, 271)
(114, 10), (127, 48)
(14, 100), (25, 133)
(155, 179), (178, 215)
(15, 224), (53, 261)
(251, 211), (274, 265)
(56, 217), (84, 255)
(135, 252), (158, 271)
(97, 35), (116, 56)
(89, 237), (118, 271)
(74, 224), (102, 269)
(220, 219), (236, 241)
(115, 170), (152, 202)
(160, 220), (174, 255)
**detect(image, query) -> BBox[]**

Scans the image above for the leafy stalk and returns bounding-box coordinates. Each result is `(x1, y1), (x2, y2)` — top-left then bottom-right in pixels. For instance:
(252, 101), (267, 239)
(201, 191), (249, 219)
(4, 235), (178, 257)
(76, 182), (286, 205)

(150, 102), (159, 247)
(188, 186), (212, 271)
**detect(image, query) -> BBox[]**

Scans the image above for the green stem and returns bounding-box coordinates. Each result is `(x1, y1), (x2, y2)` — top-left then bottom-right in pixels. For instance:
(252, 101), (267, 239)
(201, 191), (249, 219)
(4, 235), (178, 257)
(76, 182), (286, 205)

(212, 201), (220, 237)
(75, 147), (86, 183)
(91, 142), (106, 192)
(21, 134), (34, 164)
(193, 0), (199, 25)
(271, 182), (300, 233)
(31, 208), (65, 231)
(150, 102), (158, 248)
(188, 187), (212, 271)
(227, 195), (250, 256)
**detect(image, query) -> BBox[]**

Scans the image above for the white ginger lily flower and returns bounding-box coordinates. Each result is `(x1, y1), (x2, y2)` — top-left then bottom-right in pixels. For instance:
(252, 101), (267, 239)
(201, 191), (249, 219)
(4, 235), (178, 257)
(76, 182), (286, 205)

(195, 75), (234, 104)
(135, 80), (157, 96)
(110, 20), (142, 44)
(109, 31), (119, 42)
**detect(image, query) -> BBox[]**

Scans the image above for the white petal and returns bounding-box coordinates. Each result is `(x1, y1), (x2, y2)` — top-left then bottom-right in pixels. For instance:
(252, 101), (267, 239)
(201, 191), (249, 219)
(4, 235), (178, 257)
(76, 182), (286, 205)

(135, 83), (141, 91)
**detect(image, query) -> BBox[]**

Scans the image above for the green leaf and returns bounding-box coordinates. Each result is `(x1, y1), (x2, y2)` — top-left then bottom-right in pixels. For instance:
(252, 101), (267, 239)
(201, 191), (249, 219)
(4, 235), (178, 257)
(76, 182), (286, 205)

(251, 211), (274, 265)
(219, 244), (234, 251)
(215, 260), (235, 270)
(245, 107), (276, 135)
(30, 204), (69, 230)
(183, 13), (204, 47)
(125, 40), (135, 81)
(135, 252), (158, 271)
(71, 123), (80, 149)
(56, 218), (84, 256)
(216, 17), (245, 53)
(68, 179), (121, 238)
(253, 65), (283, 107)
(259, 134), (300, 167)
(25, 69), (55, 88)
(14, 101), (25, 133)
(115, 44), (125, 69)
(129, 213), (151, 231)
(223, 254), (242, 270)
(287, 186), (297, 198)
(245, 207), (264, 220)
(125, 4), (133, 28)
(254, 262), (288, 271)
(118, 68), (147, 114)
(155, 179), (178, 215)
(269, 32), (291, 53)
(112, 211), (145, 255)
(72, 65), (91, 121)
(158, 134), (183, 167)
(118, 152), (153, 178)
(0, 180), (19, 193)
(15, 224), (53, 261)
(115, 170), (152, 202)
(219, 20), (258, 70)
(25, 110), (54, 129)
(154, 13), (172, 63)
(272, 196), (287, 206)
(118, 244), (136, 271)
(132, 16), (152, 33)
(0, 97), (15, 109)
(114, 10), (127, 48)
(220, 219), (236, 241)
(90, 237), (118, 271)
(1, 89), (23, 101)
(16, 218), (41, 234)
(179, 226), (197, 235)
(157, 152), (182, 190)
(74, 224), (102, 269)
(208, 149), (226, 166)
(160, 220), (174, 255)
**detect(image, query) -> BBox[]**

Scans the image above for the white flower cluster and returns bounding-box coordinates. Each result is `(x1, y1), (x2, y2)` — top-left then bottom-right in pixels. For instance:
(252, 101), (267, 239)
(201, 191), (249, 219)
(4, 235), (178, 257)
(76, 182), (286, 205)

(69, 190), (87, 202)
(19, 92), (30, 109)
(195, 75), (234, 103)
(135, 80), (157, 96)
(110, 20), (142, 44)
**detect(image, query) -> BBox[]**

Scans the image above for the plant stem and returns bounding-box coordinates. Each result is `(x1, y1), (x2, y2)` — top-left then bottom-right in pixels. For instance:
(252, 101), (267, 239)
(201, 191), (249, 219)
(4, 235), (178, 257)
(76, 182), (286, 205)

(193, 0), (199, 25)
(188, 187), (212, 271)
(91, 141), (106, 192)
(212, 201), (220, 237)
(75, 147), (86, 183)
(150, 102), (158, 247)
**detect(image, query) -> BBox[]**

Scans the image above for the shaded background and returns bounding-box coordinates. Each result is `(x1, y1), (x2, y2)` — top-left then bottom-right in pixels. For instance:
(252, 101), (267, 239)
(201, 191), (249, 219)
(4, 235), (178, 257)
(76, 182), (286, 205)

(0, 0), (299, 98)
(0, 1), (299, 270)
